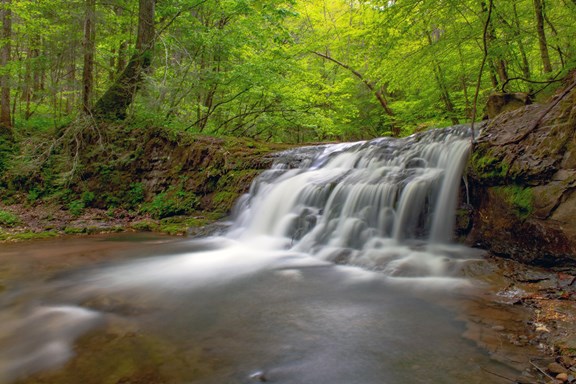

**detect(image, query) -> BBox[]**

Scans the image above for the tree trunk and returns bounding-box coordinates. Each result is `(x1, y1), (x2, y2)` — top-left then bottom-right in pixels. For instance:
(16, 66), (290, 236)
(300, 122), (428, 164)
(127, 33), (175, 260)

(513, 2), (531, 80)
(82, 0), (96, 114)
(533, 0), (552, 73)
(0, 0), (12, 135)
(93, 0), (155, 120)
(427, 33), (459, 125)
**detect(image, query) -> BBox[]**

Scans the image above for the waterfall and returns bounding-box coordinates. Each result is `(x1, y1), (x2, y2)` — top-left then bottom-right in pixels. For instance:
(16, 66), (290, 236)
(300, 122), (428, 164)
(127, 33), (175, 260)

(229, 125), (472, 276)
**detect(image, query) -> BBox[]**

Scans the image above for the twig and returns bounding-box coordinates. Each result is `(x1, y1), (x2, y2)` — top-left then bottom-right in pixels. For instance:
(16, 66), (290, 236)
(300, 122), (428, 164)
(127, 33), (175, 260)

(530, 359), (555, 381)
(470, 0), (494, 145)
(480, 366), (519, 382)
(500, 75), (564, 93)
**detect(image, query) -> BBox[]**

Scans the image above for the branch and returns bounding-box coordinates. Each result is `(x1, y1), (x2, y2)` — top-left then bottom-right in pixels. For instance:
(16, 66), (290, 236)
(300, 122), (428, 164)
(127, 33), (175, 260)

(500, 74), (564, 93)
(311, 51), (395, 119)
(470, 0), (494, 143)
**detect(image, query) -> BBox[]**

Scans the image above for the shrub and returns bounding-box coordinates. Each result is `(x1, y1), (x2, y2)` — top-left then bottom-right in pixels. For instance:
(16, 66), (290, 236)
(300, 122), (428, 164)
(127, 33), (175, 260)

(140, 188), (199, 219)
(68, 200), (85, 217)
(0, 210), (20, 227)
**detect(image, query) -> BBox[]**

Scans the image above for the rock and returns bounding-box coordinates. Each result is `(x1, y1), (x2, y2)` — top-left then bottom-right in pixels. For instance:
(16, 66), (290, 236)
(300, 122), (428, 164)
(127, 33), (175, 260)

(467, 78), (576, 269)
(549, 362), (569, 375)
(484, 92), (531, 119)
(558, 356), (575, 368)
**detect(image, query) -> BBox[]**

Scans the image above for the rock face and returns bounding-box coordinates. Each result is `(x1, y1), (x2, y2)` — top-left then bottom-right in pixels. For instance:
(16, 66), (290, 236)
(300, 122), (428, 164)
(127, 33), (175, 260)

(465, 75), (576, 268)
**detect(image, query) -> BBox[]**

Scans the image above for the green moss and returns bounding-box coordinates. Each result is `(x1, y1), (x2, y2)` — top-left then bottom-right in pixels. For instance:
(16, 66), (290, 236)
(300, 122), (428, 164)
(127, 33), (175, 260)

(0, 231), (58, 241)
(64, 226), (88, 235)
(131, 219), (158, 232)
(212, 191), (239, 213)
(494, 185), (534, 219)
(470, 151), (509, 181)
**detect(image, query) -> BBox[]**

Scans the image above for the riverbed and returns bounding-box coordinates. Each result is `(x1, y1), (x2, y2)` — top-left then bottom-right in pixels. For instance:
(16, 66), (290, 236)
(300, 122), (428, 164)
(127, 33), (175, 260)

(0, 233), (550, 384)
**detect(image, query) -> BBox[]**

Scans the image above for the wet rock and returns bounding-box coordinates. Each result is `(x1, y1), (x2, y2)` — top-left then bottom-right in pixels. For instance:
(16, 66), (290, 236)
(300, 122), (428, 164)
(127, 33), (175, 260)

(549, 362), (569, 375)
(559, 356), (575, 368)
(250, 371), (269, 382)
(467, 78), (576, 269)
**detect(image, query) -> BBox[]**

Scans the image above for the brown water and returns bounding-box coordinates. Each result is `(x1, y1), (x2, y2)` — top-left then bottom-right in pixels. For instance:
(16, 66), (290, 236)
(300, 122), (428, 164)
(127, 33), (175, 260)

(0, 234), (537, 384)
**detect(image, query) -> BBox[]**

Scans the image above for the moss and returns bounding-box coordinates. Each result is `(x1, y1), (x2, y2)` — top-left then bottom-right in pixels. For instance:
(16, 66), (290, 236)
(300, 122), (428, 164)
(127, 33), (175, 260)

(0, 231), (58, 242)
(494, 185), (534, 219)
(211, 191), (239, 213)
(131, 219), (158, 232)
(63, 226), (88, 235)
(470, 151), (509, 181)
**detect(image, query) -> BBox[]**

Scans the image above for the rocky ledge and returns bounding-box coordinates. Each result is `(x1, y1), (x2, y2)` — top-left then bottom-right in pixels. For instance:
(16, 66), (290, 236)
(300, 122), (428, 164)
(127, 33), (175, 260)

(465, 72), (576, 269)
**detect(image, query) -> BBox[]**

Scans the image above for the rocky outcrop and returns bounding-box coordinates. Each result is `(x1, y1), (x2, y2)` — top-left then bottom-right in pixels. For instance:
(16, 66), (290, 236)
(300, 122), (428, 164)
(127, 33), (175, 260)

(78, 126), (290, 215)
(465, 74), (576, 268)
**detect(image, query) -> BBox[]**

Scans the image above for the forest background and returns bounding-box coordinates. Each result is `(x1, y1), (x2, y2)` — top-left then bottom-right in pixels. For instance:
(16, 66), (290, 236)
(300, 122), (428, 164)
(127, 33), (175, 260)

(0, 0), (574, 235)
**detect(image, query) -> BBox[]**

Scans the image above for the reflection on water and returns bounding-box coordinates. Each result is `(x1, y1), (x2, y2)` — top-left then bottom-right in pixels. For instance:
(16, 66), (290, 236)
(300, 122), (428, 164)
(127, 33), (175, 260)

(0, 234), (526, 384)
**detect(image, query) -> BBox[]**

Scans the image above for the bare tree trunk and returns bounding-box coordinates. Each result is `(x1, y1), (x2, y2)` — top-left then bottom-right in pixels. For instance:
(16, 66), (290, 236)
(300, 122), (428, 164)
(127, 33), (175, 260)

(82, 0), (96, 114)
(533, 0), (552, 73)
(0, 0), (12, 135)
(93, 0), (155, 120)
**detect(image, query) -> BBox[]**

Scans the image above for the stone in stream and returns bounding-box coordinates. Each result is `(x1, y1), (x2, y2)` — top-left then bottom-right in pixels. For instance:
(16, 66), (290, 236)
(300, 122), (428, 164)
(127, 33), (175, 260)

(548, 362), (568, 375)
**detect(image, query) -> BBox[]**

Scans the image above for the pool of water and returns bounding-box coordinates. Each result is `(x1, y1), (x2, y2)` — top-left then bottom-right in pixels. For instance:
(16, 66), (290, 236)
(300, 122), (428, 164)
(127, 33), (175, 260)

(0, 234), (533, 384)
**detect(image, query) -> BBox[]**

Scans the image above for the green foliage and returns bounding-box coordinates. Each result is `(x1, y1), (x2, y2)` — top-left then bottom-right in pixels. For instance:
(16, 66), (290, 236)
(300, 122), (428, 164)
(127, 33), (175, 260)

(3, 0), (575, 143)
(0, 210), (20, 227)
(127, 183), (145, 208)
(67, 200), (85, 217)
(495, 185), (534, 219)
(140, 187), (199, 219)
(27, 188), (41, 204)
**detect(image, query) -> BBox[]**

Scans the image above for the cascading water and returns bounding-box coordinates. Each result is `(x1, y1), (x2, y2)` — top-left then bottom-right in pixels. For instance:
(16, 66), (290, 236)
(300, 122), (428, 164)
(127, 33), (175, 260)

(229, 125), (472, 276)
(1, 125), (512, 384)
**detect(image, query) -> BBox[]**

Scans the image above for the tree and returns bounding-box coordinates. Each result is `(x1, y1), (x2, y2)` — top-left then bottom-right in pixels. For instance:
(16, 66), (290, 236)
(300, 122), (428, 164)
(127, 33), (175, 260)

(0, 0), (12, 135)
(533, 0), (552, 73)
(82, 0), (96, 114)
(93, 0), (156, 120)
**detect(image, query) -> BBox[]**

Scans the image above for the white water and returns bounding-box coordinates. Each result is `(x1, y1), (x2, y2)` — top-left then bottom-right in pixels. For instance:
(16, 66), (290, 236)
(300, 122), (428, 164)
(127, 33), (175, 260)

(0, 126), (481, 382)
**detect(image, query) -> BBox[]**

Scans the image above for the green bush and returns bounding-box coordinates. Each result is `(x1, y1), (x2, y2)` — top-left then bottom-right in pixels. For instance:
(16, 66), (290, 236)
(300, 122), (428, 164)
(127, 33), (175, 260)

(140, 188), (199, 219)
(68, 200), (85, 217)
(0, 209), (20, 227)
(127, 182), (145, 208)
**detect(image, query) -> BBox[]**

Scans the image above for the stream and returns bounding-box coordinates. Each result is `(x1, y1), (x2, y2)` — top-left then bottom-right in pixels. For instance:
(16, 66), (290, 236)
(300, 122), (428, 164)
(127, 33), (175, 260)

(0, 126), (543, 383)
